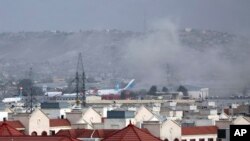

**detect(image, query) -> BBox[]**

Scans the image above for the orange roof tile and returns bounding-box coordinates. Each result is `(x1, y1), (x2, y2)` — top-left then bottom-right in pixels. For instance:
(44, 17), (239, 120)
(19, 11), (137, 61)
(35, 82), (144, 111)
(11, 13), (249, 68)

(56, 129), (118, 139)
(0, 122), (24, 136)
(182, 126), (218, 135)
(0, 120), (25, 129)
(50, 119), (71, 127)
(56, 129), (85, 138)
(0, 136), (80, 141)
(102, 123), (162, 141)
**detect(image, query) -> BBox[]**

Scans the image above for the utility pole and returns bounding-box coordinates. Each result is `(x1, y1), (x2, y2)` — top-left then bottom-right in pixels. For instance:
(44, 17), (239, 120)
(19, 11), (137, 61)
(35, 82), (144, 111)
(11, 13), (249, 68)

(29, 67), (33, 113)
(82, 70), (86, 107)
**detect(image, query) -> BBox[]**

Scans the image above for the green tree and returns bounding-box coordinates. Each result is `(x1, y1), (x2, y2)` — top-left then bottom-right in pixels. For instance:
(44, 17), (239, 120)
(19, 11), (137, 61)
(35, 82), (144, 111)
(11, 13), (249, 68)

(162, 86), (169, 92)
(148, 85), (157, 95)
(177, 85), (188, 96)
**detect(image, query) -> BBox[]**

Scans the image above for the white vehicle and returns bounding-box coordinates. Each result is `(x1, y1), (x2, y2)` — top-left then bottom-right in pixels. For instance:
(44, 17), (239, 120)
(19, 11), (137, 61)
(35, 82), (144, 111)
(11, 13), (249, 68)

(2, 97), (22, 103)
(45, 91), (63, 97)
(2, 87), (24, 103)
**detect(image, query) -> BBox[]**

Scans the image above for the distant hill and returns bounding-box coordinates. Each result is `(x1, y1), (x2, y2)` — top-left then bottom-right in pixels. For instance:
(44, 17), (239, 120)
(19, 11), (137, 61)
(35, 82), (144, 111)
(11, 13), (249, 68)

(0, 29), (249, 94)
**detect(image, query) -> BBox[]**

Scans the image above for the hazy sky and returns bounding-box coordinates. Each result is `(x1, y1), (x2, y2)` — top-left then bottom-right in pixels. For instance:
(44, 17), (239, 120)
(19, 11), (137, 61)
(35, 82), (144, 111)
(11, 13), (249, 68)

(0, 0), (250, 35)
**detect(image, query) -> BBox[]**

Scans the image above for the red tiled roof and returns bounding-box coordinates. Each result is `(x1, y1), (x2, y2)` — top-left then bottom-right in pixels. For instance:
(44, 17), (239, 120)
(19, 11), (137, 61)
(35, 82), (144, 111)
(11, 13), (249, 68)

(182, 126), (218, 135)
(93, 129), (119, 139)
(0, 120), (25, 129)
(102, 123), (162, 141)
(56, 129), (85, 139)
(0, 122), (24, 136)
(0, 136), (80, 141)
(56, 129), (118, 139)
(224, 109), (229, 115)
(50, 119), (71, 127)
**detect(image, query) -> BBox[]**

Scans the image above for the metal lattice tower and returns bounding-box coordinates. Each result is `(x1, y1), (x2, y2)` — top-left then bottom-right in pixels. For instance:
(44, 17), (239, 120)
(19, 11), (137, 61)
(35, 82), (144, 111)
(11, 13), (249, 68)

(75, 53), (86, 107)
(29, 67), (33, 113)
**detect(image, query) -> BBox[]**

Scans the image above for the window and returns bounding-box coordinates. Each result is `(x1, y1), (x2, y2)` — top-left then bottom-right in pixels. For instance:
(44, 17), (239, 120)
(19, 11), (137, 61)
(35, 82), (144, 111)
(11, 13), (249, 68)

(164, 139), (169, 141)
(31, 131), (37, 136)
(217, 129), (226, 138)
(208, 138), (213, 141)
(174, 139), (179, 141)
(199, 139), (205, 141)
(41, 131), (47, 136)
(181, 140), (187, 141)
(190, 139), (195, 141)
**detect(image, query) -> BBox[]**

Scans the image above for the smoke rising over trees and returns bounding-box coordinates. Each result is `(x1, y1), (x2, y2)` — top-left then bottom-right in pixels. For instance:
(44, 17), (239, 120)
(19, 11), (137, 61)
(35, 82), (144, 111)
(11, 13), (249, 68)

(0, 21), (250, 96)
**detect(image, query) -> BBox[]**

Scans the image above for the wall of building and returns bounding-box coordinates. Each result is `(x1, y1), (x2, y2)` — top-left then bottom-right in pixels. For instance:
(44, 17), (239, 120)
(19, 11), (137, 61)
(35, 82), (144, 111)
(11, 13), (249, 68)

(50, 126), (71, 134)
(66, 112), (83, 124)
(160, 120), (181, 141)
(104, 118), (135, 129)
(142, 123), (161, 138)
(182, 134), (217, 141)
(0, 111), (8, 121)
(13, 114), (30, 135)
(82, 108), (102, 125)
(232, 116), (250, 125)
(135, 106), (154, 122)
(28, 110), (50, 135)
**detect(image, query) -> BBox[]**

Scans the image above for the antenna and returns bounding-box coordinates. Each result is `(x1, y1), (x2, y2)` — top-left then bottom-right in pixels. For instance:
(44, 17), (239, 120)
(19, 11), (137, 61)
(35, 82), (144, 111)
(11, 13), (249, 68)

(143, 3), (147, 33)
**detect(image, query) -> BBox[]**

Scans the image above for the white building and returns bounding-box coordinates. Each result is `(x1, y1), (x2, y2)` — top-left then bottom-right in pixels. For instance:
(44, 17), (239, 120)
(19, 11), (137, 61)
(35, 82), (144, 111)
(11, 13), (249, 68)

(104, 110), (136, 129)
(12, 109), (50, 136)
(66, 107), (102, 129)
(142, 120), (181, 141)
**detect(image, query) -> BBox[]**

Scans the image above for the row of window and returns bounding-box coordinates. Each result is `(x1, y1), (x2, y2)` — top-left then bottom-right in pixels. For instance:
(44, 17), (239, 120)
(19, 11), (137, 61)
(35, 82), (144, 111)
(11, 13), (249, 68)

(181, 138), (214, 141)
(31, 130), (55, 136)
(164, 138), (214, 141)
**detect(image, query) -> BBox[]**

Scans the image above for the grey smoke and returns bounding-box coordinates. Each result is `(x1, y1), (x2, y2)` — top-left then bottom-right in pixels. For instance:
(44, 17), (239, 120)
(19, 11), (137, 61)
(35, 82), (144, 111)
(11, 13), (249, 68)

(121, 20), (250, 94)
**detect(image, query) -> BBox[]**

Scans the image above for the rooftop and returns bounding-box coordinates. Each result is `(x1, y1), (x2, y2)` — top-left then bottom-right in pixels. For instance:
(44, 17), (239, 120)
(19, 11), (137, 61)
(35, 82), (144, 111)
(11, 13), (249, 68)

(56, 129), (118, 139)
(182, 126), (218, 135)
(0, 136), (79, 141)
(0, 120), (25, 129)
(50, 119), (71, 127)
(0, 122), (24, 136)
(102, 123), (161, 141)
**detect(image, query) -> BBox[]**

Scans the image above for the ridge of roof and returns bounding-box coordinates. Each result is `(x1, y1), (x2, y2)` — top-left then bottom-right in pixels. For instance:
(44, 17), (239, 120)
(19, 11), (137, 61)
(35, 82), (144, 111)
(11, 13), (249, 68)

(102, 123), (161, 141)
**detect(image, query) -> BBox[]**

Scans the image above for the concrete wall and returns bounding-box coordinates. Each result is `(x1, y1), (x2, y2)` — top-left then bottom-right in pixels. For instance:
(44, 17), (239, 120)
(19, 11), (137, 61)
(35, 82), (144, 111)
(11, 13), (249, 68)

(142, 123), (161, 138)
(50, 126), (71, 134)
(82, 108), (102, 125)
(66, 112), (83, 124)
(135, 106), (154, 122)
(104, 118), (135, 129)
(0, 111), (8, 121)
(142, 120), (181, 141)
